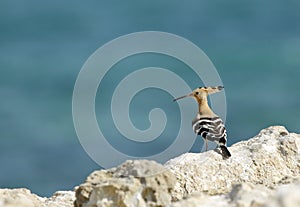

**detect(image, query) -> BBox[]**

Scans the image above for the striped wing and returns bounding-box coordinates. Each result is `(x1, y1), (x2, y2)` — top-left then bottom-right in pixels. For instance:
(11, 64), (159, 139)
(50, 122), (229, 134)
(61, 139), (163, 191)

(192, 116), (227, 145)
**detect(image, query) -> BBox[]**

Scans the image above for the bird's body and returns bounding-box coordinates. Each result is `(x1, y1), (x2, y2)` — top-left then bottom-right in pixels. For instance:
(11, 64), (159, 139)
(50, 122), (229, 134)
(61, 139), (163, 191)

(174, 86), (231, 158)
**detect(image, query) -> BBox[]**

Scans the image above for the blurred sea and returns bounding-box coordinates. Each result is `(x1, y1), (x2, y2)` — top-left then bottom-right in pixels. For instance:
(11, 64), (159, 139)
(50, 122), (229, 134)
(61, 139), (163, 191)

(1, 0), (300, 196)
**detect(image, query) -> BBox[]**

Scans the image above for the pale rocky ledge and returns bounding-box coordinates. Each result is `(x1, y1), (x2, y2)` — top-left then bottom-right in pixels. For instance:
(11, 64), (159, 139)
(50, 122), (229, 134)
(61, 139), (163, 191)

(1, 126), (300, 207)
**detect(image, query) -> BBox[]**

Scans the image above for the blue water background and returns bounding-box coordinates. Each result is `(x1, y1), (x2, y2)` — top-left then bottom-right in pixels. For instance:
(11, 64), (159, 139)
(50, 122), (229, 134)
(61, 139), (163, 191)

(1, 0), (300, 196)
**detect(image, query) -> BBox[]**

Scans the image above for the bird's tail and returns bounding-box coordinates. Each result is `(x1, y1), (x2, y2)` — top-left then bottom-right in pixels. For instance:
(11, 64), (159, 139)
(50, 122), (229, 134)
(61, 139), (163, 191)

(220, 145), (231, 158)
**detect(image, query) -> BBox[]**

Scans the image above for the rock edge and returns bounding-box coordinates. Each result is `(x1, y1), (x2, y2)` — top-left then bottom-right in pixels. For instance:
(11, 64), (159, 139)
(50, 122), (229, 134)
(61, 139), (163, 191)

(1, 126), (299, 207)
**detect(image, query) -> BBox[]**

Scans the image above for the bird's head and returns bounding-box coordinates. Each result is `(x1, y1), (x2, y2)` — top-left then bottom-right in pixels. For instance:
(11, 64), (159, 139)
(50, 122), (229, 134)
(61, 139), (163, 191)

(173, 86), (224, 102)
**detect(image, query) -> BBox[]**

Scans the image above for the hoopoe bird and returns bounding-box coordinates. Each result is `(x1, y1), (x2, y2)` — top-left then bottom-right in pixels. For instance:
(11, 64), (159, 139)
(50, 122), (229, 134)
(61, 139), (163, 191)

(174, 86), (231, 158)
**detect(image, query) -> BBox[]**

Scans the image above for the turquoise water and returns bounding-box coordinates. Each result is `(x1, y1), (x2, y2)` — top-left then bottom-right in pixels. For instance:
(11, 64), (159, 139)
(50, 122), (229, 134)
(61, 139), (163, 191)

(1, 0), (300, 196)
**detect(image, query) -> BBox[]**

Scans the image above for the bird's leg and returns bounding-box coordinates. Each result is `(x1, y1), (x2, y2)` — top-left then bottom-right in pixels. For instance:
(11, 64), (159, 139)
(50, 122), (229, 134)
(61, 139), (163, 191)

(205, 139), (208, 151)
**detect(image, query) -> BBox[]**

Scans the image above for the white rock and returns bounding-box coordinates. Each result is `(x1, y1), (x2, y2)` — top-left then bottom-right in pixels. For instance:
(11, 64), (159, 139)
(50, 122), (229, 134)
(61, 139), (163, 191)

(169, 182), (300, 207)
(264, 182), (300, 207)
(228, 183), (272, 207)
(169, 193), (228, 207)
(0, 188), (45, 207)
(165, 126), (300, 200)
(45, 191), (75, 207)
(1, 126), (300, 207)
(0, 189), (75, 207)
(75, 160), (176, 207)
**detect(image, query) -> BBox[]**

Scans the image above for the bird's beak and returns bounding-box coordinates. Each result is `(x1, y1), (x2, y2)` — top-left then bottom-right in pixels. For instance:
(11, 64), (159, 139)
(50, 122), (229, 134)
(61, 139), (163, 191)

(173, 93), (193, 102)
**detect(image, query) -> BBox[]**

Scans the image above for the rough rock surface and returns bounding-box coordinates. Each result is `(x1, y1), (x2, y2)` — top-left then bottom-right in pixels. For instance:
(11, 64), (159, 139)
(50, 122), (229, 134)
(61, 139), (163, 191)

(165, 126), (300, 200)
(75, 160), (176, 207)
(44, 191), (75, 207)
(0, 126), (299, 207)
(0, 188), (45, 207)
(169, 182), (300, 207)
(0, 189), (75, 207)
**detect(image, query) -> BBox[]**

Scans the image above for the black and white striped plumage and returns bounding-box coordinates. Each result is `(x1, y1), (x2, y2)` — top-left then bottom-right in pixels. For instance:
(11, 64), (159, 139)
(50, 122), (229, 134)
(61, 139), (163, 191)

(193, 115), (231, 158)
(174, 86), (231, 158)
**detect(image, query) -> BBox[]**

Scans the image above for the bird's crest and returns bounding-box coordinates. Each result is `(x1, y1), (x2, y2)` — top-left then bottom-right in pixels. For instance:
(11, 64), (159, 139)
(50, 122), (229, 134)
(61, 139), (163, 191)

(173, 86), (224, 101)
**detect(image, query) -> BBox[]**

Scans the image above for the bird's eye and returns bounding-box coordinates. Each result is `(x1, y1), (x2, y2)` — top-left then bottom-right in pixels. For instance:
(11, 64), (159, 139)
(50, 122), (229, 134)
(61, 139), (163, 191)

(195, 92), (199, 95)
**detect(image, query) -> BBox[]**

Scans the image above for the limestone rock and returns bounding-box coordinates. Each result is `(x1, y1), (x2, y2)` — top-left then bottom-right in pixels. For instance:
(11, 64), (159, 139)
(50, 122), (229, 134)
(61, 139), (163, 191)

(0, 188), (45, 207)
(228, 183), (272, 207)
(265, 182), (300, 207)
(44, 191), (75, 207)
(75, 160), (176, 207)
(0, 189), (75, 207)
(169, 193), (227, 207)
(169, 181), (300, 207)
(2, 126), (300, 207)
(165, 126), (300, 200)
